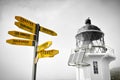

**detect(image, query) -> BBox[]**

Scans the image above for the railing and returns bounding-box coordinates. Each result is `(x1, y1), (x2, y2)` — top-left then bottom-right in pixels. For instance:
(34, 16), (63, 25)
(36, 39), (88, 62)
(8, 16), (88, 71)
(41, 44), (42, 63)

(105, 45), (115, 56)
(68, 48), (90, 67)
(68, 46), (115, 66)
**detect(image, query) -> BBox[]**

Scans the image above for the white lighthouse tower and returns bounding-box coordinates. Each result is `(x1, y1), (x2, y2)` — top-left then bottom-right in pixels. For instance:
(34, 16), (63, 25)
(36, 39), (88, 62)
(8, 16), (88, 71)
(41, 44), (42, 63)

(68, 18), (115, 80)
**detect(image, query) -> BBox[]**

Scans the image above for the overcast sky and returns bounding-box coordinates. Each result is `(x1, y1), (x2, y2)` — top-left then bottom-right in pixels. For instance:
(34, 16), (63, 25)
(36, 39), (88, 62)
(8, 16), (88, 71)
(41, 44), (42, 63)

(0, 0), (120, 80)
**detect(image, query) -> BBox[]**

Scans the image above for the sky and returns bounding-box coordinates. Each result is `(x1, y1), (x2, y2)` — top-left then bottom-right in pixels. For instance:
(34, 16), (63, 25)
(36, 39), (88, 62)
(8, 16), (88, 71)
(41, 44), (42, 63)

(0, 0), (120, 80)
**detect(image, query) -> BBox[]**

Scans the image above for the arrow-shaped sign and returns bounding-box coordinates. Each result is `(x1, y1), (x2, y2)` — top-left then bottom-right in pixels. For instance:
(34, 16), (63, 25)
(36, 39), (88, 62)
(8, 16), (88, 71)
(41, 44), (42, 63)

(6, 39), (35, 46)
(15, 22), (37, 34)
(40, 26), (57, 36)
(37, 41), (52, 51)
(15, 16), (36, 28)
(8, 30), (36, 40)
(34, 49), (59, 64)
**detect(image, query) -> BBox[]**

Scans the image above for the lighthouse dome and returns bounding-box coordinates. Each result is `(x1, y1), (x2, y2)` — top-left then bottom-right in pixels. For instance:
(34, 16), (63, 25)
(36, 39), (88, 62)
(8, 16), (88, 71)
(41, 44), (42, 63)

(76, 18), (104, 41)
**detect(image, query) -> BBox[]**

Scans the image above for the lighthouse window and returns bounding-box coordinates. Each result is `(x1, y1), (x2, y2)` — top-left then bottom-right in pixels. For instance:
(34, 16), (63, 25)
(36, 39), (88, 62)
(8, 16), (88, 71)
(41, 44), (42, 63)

(93, 61), (98, 74)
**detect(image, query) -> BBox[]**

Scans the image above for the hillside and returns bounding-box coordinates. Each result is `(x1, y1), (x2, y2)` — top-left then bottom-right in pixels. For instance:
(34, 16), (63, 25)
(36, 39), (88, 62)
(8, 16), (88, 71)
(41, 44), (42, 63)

(110, 67), (120, 80)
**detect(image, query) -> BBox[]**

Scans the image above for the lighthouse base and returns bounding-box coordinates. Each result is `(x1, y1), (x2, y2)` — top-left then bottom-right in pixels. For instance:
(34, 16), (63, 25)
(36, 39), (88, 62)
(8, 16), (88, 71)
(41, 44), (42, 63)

(78, 53), (115, 80)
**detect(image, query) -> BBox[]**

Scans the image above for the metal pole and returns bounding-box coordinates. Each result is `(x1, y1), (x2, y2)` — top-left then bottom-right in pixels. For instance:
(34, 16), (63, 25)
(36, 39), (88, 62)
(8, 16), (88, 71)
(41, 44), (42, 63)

(32, 24), (40, 80)
(76, 66), (80, 80)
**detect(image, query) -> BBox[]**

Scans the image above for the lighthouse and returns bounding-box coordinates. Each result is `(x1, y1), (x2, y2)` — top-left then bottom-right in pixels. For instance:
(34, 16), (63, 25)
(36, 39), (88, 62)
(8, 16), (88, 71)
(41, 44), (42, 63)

(68, 18), (115, 80)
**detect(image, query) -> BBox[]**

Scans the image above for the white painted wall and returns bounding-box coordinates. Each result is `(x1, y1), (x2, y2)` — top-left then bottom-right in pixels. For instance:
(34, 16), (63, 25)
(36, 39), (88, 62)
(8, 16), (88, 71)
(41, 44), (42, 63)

(82, 53), (115, 80)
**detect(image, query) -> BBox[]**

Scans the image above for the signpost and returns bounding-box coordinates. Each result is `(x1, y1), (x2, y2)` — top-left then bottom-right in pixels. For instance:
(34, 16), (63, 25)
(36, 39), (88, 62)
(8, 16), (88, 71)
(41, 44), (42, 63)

(6, 16), (59, 80)
(32, 24), (40, 80)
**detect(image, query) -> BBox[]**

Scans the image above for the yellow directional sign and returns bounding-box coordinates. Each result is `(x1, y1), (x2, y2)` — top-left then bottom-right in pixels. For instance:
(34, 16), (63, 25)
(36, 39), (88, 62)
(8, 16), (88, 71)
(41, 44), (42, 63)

(34, 49), (59, 63)
(37, 49), (59, 57)
(15, 16), (36, 28)
(40, 26), (57, 36)
(15, 16), (57, 36)
(8, 31), (36, 40)
(15, 22), (36, 34)
(37, 41), (52, 51)
(6, 39), (35, 46)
